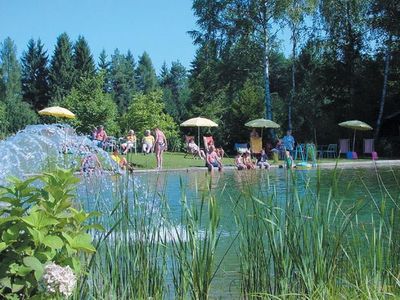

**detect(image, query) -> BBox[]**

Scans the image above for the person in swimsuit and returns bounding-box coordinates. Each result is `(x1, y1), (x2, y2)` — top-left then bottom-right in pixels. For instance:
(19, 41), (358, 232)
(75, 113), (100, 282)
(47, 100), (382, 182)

(153, 127), (167, 170)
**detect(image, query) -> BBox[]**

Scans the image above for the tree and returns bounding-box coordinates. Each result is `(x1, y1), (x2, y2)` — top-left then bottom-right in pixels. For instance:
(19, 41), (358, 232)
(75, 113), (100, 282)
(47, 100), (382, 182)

(98, 49), (111, 93)
(109, 49), (136, 113)
(49, 33), (75, 103)
(159, 61), (190, 123)
(21, 38), (50, 110)
(286, 0), (318, 130)
(64, 74), (119, 135)
(136, 51), (158, 94)
(73, 35), (95, 83)
(121, 90), (179, 144)
(370, 0), (400, 140)
(0, 37), (37, 133)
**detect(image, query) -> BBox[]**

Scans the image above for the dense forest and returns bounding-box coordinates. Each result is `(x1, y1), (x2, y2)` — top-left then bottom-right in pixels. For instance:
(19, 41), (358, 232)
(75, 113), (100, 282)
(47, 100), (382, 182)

(0, 0), (399, 155)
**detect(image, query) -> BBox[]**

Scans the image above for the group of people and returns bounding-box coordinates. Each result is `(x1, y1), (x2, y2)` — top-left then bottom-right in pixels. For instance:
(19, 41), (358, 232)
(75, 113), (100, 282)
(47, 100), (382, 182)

(86, 125), (168, 172)
(235, 148), (270, 170)
(87, 124), (297, 173)
(234, 129), (296, 171)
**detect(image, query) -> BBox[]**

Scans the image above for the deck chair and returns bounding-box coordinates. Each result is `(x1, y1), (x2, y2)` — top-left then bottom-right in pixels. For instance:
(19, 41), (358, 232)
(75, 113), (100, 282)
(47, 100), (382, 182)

(203, 136), (225, 158)
(184, 135), (197, 158)
(364, 139), (378, 159)
(250, 136), (262, 156)
(339, 139), (350, 155)
(324, 144), (337, 158)
(234, 143), (249, 154)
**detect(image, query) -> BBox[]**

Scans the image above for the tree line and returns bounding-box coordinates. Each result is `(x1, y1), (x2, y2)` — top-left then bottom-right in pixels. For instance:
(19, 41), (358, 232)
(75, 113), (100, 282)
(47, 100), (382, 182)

(0, 0), (399, 154)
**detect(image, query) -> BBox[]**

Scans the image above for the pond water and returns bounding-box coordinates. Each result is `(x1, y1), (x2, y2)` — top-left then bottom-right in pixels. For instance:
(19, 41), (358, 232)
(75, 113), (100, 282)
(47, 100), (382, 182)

(77, 166), (400, 298)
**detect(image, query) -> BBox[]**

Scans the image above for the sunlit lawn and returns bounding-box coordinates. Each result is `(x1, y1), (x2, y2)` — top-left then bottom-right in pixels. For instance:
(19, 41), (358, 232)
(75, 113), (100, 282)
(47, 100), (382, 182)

(124, 151), (372, 170)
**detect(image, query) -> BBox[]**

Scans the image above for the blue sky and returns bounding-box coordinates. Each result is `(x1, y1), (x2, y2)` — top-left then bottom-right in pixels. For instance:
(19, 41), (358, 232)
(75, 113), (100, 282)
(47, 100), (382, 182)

(0, 0), (198, 72)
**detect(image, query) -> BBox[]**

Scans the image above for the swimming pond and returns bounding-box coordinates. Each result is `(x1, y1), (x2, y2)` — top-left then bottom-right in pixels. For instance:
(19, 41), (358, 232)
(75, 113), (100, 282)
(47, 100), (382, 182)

(77, 166), (400, 299)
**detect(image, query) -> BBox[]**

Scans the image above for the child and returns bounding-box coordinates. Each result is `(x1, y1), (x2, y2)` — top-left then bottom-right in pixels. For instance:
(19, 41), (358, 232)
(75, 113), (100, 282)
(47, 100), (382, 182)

(285, 150), (294, 169)
(242, 151), (256, 169)
(257, 149), (270, 169)
(235, 153), (246, 170)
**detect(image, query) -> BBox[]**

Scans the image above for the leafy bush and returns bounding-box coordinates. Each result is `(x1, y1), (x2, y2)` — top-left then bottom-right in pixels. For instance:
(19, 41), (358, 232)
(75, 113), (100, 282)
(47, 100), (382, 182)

(120, 90), (180, 149)
(0, 169), (101, 299)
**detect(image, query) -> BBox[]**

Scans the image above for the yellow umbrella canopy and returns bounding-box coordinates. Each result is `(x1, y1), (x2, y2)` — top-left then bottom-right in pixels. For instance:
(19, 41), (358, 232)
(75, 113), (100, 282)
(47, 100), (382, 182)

(338, 120), (373, 152)
(245, 118), (280, 129)
(180, 117), (218, 147)
(38, 106), (75, 119)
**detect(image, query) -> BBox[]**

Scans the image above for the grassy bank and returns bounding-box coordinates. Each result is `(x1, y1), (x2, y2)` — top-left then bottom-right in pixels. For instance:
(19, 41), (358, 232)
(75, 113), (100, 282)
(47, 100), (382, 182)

(124, 151), (372, 170)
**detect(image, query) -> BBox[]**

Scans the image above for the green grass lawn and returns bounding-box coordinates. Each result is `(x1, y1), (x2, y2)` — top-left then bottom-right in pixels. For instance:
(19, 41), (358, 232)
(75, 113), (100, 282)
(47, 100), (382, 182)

(123, 151), (372, 170)
(125, 152), (235, 169)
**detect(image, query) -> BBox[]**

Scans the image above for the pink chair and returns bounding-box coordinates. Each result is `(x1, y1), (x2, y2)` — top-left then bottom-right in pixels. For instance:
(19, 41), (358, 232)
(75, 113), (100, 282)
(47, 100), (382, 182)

(363, 139), (374, 154)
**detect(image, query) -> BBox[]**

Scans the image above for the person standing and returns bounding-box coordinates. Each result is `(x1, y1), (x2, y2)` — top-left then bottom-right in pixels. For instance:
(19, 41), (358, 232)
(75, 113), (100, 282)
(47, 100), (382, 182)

(153, 127), (167, 170)
(282, 130), (295, 155)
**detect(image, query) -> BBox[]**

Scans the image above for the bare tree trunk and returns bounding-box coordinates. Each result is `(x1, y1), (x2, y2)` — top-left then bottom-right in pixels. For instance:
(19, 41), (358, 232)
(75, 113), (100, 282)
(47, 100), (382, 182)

(264, 26), (272, 121)
(374, 37), (391, 141)
(289, 23), (297, 131)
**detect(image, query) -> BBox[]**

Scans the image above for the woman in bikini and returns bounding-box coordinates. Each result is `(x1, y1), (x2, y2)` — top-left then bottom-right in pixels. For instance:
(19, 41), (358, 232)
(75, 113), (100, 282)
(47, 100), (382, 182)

(153, 127), (167, 170)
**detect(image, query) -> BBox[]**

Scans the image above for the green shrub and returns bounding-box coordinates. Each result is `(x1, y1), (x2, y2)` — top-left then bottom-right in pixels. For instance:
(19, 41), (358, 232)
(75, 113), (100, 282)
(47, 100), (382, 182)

(0, 169), (101, 299)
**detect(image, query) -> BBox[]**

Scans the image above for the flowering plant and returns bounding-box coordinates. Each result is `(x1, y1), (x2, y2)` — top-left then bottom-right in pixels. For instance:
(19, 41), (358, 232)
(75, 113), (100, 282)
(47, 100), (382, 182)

(0, 169), (102, 298)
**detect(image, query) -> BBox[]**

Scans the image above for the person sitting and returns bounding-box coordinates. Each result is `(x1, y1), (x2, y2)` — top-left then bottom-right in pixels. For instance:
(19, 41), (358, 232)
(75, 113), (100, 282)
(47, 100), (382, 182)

(142, 130), (155, 154)
(242, 151), (256, 169)
(110, 148), (129, 170)
(121, 130), (137, 154)
(285, 150), (294, 169)
(204, 136), (225, 158)
(235, 153), (246, 170)
(257, 148), (270, 169)
(188, 138), (206, 160)
(81, 150), (102, 175)
(94, 125), (108, 148)
(206, 145), (223, 171)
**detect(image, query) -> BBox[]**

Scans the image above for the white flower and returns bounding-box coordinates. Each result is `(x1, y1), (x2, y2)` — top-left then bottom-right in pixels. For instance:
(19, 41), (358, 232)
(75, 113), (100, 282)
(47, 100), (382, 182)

(42, 262), (76, 298)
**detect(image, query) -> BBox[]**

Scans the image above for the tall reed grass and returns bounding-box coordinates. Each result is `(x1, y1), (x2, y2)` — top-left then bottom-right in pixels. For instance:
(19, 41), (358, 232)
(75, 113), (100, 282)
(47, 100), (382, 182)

(72, 167), (400, 299)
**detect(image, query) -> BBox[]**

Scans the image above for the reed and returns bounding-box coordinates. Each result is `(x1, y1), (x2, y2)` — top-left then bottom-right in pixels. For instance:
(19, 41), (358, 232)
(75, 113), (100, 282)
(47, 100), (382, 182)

(70, 167), (400, 299)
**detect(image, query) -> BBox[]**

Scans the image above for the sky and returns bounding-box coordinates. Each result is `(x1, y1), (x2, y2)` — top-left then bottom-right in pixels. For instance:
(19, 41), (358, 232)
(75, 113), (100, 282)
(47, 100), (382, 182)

(0, 0), (198, 72)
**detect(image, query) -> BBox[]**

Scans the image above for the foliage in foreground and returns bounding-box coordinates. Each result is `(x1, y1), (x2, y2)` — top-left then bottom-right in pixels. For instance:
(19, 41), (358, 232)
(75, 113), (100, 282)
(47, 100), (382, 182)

(75, 167), (400, 299)
(0, 169), (100, 299)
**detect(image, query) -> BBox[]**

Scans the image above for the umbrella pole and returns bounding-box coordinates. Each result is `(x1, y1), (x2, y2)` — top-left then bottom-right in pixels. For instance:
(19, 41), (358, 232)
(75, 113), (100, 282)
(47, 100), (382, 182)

(198, 127), (200, 149)
(352, 129), (356, 152)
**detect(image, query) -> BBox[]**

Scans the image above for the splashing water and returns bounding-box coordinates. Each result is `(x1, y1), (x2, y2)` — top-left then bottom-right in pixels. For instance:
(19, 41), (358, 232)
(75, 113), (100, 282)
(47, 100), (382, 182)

(0, 124), (116, 185)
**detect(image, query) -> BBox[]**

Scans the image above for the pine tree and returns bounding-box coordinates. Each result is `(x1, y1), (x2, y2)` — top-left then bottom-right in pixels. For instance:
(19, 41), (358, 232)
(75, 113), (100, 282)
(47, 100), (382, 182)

(109, 49), (136, 113)
(73, 35), (95, 83)
(49, 32), (75, 103)
(98, 49), (111, 93)
(136, 51), (158, 94)
(21, 38), (50, 110)
(0, 37), (37, 133)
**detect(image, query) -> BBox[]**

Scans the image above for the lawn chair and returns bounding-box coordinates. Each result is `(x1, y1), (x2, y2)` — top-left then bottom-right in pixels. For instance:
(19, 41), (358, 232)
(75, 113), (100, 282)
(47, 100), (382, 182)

(339, 139), (350, 156)
(234, 143), (249, 154)
(250, 136), (262, 157)
(323, 144), (337, 158)
(364, 139), (378, 160)
(184, 135), (197, 158)
(294, 143), (305, 160)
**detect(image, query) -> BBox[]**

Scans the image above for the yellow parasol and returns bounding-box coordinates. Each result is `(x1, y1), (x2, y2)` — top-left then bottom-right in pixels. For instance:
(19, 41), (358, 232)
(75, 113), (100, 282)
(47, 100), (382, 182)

(38, 106), (75, 119)
(338, 120), (373, 152)
(180, 117), (218, 147)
